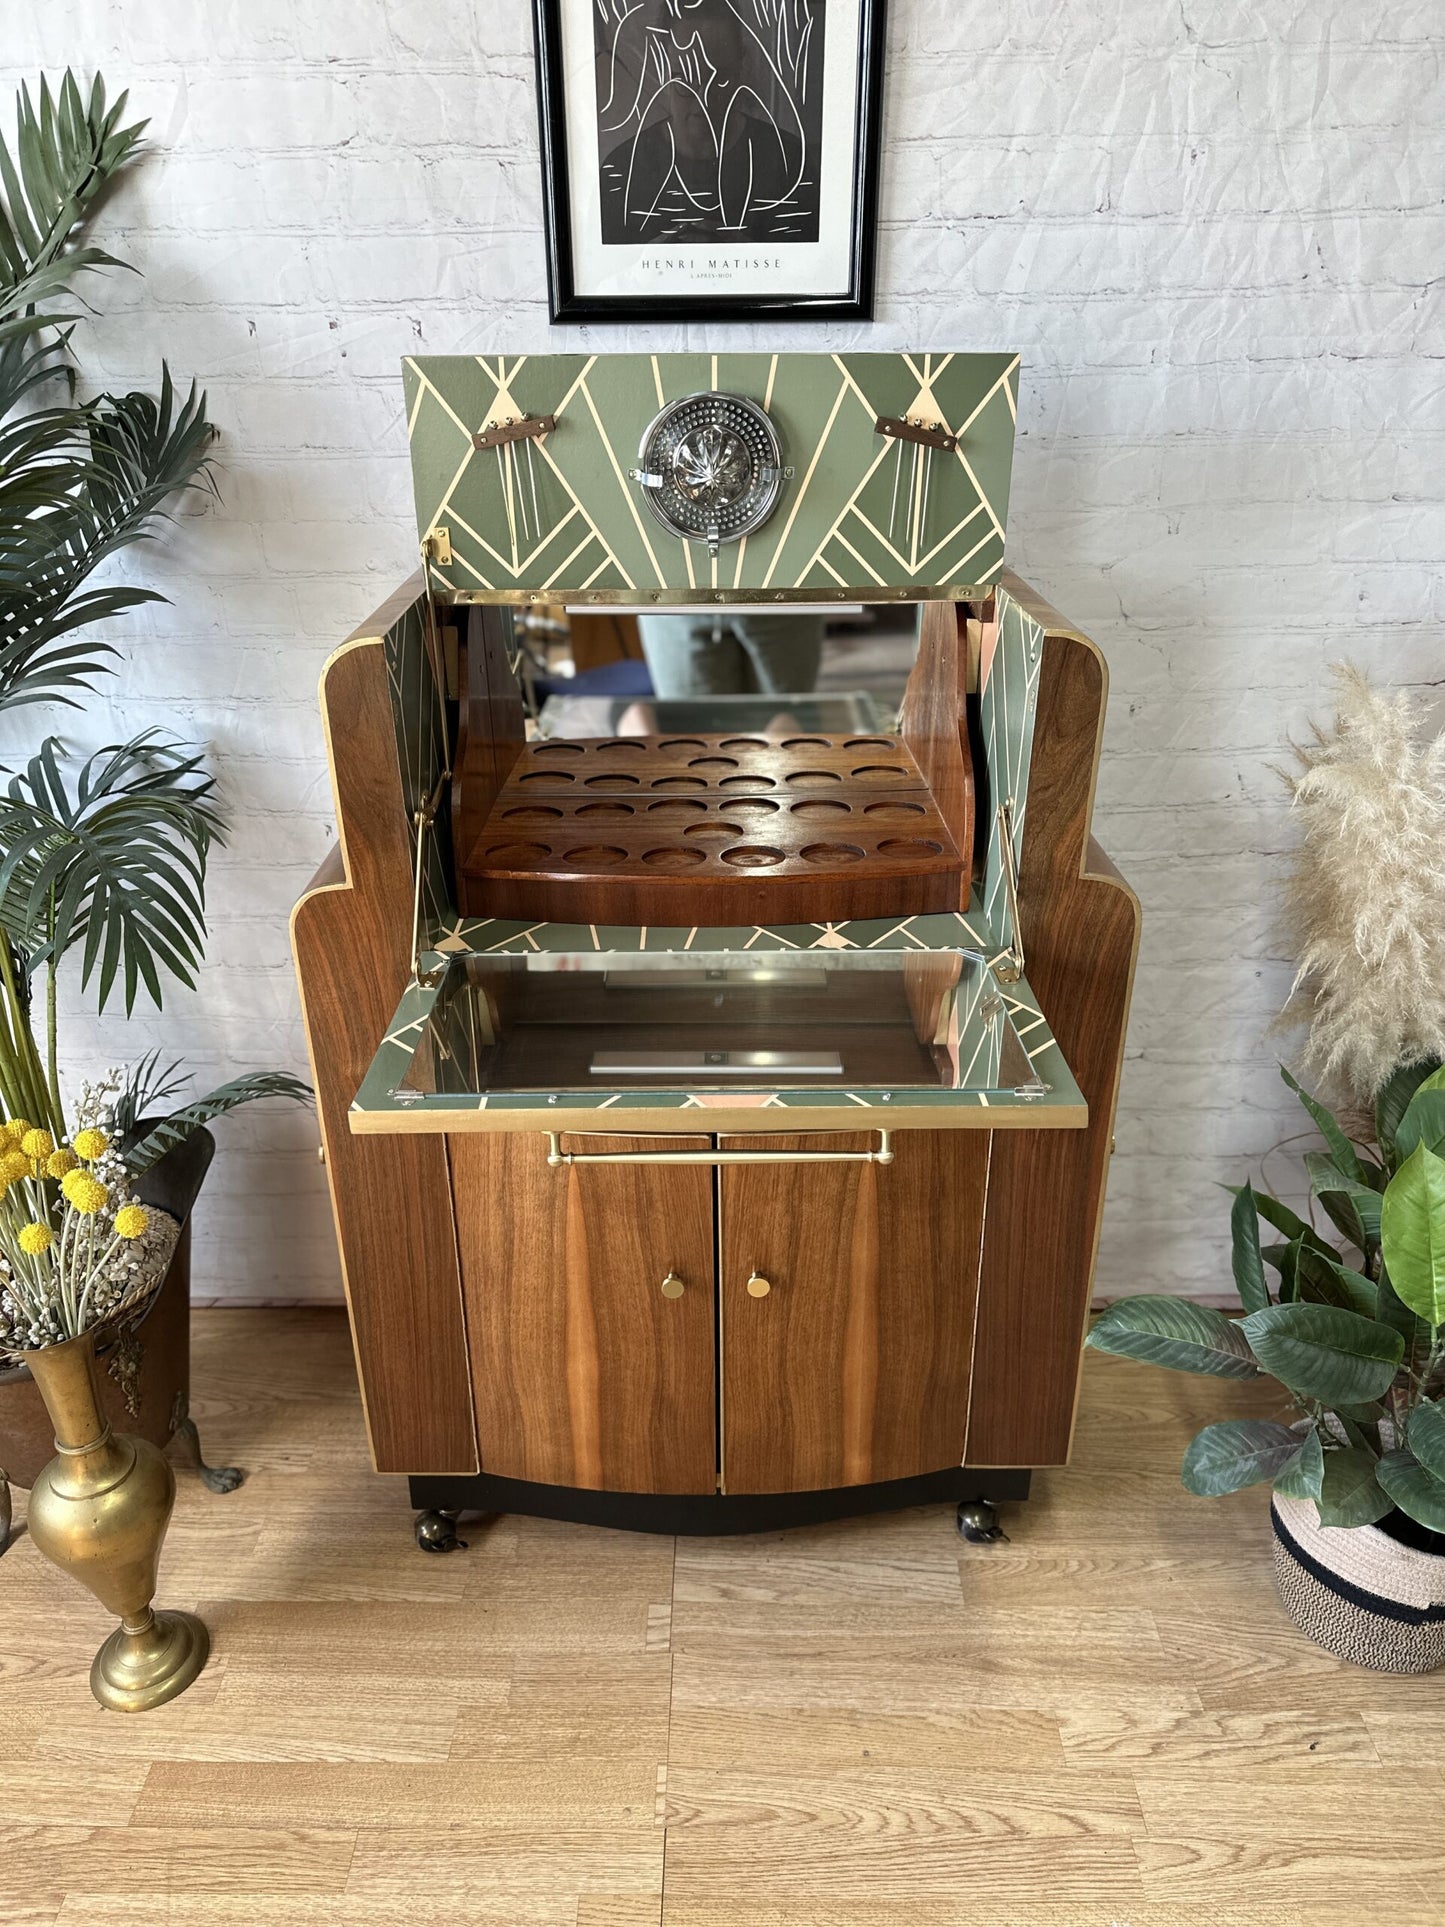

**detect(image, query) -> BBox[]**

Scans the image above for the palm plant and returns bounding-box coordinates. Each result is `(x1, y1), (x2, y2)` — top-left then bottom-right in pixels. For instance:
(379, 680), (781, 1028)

(0, 71), (305, 1186)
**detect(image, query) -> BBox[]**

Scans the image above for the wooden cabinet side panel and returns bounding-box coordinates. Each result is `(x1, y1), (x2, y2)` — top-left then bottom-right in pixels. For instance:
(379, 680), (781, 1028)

(966, 630), (1140, 1468)
(451, 1133), (716, 1494)
(719, 1132), (989, 1494)
(291, 632), (476, 1475)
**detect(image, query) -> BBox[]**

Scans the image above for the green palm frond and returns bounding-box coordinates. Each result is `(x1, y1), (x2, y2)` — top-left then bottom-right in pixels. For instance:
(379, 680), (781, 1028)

(112, 1049), (191, 1138)
(0, 731), (224, 1012)
(0, 71), (145, 320)
(0, 326), (76, 421)
(0, 73), (212, 713)
(0, 366), (216, 709)
(117, 1055), (312, 1173)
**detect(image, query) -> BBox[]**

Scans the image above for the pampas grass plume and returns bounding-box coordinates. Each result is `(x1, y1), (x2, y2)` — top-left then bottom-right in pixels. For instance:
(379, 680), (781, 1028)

(1278, 664), (1445, 1099)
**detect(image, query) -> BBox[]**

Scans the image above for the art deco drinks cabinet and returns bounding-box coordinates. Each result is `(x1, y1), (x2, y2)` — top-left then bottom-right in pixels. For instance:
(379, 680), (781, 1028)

(291, 353), (1139, 1546)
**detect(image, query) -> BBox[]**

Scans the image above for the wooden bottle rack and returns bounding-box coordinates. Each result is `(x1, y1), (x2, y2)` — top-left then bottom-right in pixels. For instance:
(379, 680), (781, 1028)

(457, 731), (965, 925)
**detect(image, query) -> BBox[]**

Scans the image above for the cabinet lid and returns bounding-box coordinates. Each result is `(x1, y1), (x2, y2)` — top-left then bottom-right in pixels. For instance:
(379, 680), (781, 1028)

(403, 352), (1018, 605)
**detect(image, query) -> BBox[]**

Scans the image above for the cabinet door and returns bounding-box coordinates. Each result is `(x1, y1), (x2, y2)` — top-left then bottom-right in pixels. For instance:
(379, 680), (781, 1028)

(450, 1132), (715, 1493)
(718, 1131), (989, 1494)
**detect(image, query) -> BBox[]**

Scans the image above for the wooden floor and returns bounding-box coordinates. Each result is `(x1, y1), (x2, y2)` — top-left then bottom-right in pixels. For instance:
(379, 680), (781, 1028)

(1, 1308), (1442, 1926)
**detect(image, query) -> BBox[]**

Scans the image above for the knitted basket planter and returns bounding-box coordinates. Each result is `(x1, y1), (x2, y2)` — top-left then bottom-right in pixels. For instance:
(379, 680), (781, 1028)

(1271, 1492), (1445, 1674)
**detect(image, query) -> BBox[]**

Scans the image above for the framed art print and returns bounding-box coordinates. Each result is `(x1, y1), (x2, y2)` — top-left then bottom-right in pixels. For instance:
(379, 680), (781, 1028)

(533, 0), (887, 322)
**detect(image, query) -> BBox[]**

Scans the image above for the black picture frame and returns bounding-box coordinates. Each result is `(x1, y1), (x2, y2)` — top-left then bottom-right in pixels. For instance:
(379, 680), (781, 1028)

(532, 0), (887, 324)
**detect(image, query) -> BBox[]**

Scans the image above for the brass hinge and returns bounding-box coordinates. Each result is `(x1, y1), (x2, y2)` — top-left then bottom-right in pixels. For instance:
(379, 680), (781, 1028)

(423, 525), (453, 567)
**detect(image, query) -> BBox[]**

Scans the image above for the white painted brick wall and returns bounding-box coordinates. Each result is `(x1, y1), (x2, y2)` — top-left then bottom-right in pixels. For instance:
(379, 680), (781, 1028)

(2, 2), (1441, 1305)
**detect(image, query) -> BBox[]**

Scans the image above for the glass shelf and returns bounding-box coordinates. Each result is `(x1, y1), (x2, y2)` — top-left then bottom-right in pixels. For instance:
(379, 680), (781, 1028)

(398, 948), (1044, 1100)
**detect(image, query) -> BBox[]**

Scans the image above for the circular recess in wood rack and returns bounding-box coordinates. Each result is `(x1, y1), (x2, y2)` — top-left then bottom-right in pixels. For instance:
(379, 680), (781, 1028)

(641, 846), (706, 868)
(562, 844), (628, 865)
(801, 843), (865, 865)
(721, 846), (785, 868)
(879, 837), (944, 856)
(484, 842), (551, 862)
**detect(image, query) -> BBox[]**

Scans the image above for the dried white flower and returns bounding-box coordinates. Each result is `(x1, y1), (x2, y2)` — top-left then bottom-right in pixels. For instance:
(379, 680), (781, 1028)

(1278, 663), (1445, 1099)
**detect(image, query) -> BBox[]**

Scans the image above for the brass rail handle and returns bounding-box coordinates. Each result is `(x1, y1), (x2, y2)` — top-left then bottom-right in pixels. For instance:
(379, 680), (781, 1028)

(545, 1131), (893, 1168)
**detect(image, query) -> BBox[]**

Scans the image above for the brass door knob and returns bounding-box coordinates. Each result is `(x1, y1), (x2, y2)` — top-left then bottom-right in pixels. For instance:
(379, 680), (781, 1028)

(746, 1272), (771, 1298)
(660, 1272), (685, 1299)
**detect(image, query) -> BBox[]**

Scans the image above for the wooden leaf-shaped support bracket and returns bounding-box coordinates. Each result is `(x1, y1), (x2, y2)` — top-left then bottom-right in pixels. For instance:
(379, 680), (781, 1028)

(472, 415), (557, 450)
(873, 415), (958, 453)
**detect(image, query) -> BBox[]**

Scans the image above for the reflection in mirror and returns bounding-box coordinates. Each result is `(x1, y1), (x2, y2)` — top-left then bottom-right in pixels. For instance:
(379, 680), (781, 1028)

(400, 948), (1044, 1099)
(518, 603), (922, 741)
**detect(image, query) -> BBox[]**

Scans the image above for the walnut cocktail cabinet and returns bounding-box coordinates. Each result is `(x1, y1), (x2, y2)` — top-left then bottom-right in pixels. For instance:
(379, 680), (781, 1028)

(291, 353), (1139, 1543)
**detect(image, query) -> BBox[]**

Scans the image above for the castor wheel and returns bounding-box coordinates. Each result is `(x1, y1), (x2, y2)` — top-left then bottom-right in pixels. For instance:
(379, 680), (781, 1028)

(957, 1499), (1008, 1544)
(414, 1508), (467, 1553)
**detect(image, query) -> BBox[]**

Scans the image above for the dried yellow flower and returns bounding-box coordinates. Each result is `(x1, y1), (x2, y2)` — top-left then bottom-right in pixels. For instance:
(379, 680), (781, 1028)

(62, 1171), (107, 1215)
(18, 1221), (53, 1255)
(46, 1148), (77, 1179)
(113, 1204), (149, 1240)
(20, 1128), (53, 1160)
(72, 1128), (109, 1162)
(5, 1118), (31, 1145)
(0, 1149), (30, 1186)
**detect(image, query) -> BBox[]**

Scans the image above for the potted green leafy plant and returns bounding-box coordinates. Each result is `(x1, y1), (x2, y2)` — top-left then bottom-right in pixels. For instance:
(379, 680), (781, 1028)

(1088, 1061), (1445, 1671)
(1090, 661), (1445, 1671)
(0, 72), (306, 1527)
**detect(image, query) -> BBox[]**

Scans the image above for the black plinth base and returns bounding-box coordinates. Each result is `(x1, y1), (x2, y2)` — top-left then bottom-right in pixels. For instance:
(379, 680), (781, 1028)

(409, 1465), (1031, 1537)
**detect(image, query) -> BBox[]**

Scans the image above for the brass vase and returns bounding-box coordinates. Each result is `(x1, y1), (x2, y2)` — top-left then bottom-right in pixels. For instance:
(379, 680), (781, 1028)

(25, 1331), (208, 1711)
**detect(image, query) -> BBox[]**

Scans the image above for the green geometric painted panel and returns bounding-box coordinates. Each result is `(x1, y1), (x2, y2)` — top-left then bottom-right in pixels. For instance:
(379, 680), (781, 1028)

(403, 352), (1018, 603)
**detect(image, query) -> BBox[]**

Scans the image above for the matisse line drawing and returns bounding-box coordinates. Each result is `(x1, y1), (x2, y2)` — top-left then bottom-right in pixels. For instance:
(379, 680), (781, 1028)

(593, 0), (825, 246)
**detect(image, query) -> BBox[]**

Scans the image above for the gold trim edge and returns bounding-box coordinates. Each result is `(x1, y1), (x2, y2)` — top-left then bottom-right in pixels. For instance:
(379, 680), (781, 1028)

(438, 582), (1001, 607)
